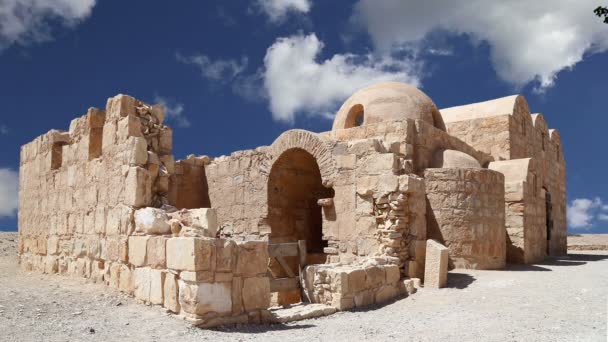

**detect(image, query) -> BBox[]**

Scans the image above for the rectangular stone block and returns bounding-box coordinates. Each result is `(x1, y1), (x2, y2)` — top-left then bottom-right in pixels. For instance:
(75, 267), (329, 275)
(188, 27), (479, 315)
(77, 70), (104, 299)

(242, 277), (270, 312)
(178, 281), (232, 316)
(47, 236), (59, 255)
(127, 137), (148, 166)
(164, 272), (180, 313)
(133, 267), (151, 302)
(106, 94), (137, 119)
(119, 264), (133, 295)
(128, 236), (149, 267)
(150, 269), (165, 305)
(235, 241), (268, 277)
(424, 239), (448, 289)
(215, 239), (235, 272)
(117, 114), (143, 141)
(166, 237), (213, 272)
(124, 166), (152, 208)
(147, 236), (167, 269)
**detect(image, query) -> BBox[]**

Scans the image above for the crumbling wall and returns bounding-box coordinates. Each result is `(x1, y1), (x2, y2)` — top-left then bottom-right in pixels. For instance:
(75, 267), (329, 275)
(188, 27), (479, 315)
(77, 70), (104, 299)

(168, 156), (211, 209)
(17, 95), (274, 327)
(19, 94), (173, 275)
(424, 168), (506, 270)
(303, 261), (418, 310)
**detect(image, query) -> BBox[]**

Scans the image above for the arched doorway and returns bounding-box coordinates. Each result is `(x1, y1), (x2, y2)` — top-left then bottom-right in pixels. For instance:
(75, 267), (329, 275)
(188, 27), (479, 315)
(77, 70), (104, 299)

(267, 148), (334, 304)
(268, 148), (334, 253)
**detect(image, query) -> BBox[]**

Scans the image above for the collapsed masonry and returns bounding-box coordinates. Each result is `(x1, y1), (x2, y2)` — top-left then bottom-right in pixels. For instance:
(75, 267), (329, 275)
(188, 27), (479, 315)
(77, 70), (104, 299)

(18, 82), (566, 326)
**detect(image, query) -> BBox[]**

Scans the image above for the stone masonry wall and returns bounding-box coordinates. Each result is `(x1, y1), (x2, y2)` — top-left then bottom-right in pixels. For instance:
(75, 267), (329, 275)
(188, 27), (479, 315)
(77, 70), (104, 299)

(489, 159), (546, 264)
(18, 95), (274, 327)
(424, 168), (506, 270)
(19, 94), (173, 274)
(442, 102), (566, 258)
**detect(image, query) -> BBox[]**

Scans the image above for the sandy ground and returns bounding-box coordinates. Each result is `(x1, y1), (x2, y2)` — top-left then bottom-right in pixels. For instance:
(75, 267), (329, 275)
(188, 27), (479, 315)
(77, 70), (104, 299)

(1, 232), (606, 342)
(569, 234), (608, 250)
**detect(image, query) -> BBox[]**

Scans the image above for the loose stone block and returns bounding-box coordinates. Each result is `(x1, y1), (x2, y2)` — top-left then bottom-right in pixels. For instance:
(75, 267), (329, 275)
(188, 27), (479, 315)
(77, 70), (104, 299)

(187, 208), (218, 237)
(424, 239), (448, 289)
(166, 237), (213, 271)
(135, 207), (171, 235)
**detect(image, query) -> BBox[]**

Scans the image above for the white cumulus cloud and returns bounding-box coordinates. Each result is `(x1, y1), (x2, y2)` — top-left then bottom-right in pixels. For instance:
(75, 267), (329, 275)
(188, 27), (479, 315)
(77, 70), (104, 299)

(0, 0), (96, 50)
(567, 197), (603, 229)
(0, 168), (18, 218)
(262, 33), (421, 123)
(256, 0), (311, 22)
(154, 96), (190, 128)
(353, 0), (608, 91)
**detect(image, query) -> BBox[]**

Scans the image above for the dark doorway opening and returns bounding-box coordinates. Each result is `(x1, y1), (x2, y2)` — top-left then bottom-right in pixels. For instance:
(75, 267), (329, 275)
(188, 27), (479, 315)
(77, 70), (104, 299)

(544, 188), (553, 255)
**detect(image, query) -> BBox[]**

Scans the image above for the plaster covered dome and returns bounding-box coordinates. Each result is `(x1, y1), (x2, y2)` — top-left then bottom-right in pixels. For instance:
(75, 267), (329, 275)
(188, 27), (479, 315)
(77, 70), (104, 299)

(332, 82), (446, 131)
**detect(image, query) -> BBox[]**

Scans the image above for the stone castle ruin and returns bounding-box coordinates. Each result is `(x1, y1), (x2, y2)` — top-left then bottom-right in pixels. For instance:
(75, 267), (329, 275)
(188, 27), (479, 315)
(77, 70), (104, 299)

(18, 82), (566, 326)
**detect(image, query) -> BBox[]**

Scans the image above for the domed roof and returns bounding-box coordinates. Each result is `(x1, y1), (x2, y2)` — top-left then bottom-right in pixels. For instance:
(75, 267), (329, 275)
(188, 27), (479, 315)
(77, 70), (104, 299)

(332, 82), (445, 131)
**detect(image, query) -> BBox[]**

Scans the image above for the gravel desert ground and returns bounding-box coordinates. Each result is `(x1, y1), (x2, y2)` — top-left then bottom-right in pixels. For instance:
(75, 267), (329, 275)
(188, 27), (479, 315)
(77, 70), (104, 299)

(1, 232), (606, 342)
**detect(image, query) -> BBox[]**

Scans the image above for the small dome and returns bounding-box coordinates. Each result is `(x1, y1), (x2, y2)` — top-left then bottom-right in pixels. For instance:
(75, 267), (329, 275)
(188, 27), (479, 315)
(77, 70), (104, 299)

(332, 82), (445, 131)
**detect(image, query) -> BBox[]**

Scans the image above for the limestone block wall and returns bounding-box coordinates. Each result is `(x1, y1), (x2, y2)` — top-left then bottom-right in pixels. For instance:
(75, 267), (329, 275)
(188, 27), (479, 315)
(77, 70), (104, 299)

(489, 159), (546, 263)
(168, 156), (211, 209)
(205, 148), (273, 238)
(424, 168), (506, 270)
(440, 96), (566, 257)
(19, 94), (173, 272)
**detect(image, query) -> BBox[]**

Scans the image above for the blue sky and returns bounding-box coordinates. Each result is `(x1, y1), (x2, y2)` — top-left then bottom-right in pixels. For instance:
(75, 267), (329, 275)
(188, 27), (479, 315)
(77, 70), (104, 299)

(0, 0), (607, 233)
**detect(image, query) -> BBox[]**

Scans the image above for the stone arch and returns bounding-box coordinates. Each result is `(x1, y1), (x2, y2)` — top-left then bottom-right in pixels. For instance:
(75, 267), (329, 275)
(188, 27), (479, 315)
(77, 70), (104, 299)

(266, 129), (337, 186)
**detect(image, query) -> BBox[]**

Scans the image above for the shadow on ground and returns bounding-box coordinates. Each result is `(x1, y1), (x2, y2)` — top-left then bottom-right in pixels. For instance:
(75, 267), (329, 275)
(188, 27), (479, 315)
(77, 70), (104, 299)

(210, 323), (316, 333)
(446, 272), (476, 289)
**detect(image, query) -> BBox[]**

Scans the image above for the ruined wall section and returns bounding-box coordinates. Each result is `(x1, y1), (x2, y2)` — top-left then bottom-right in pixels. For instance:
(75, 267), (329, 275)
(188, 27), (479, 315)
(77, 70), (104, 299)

(206, 148), (272, 238)
(169, 155), (212, 210)
(18, 93), (173, 280)
(424, 168), (506, 269)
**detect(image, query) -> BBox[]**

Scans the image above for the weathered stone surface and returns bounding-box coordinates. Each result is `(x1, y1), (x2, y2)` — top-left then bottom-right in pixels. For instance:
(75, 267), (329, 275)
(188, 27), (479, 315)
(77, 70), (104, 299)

(178, 281), (232, 316)
(146, 236), (167, 269)
(134, 208), (171, 235)
(163, 272), (180, 313)
(424, 239), (448, 289)
(242, 277), (270, 311)
(235, 241), (268, 277)
(166, 237), (212, 271)
(18, 86), (567, 326)
(128, 236), (149, 267)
